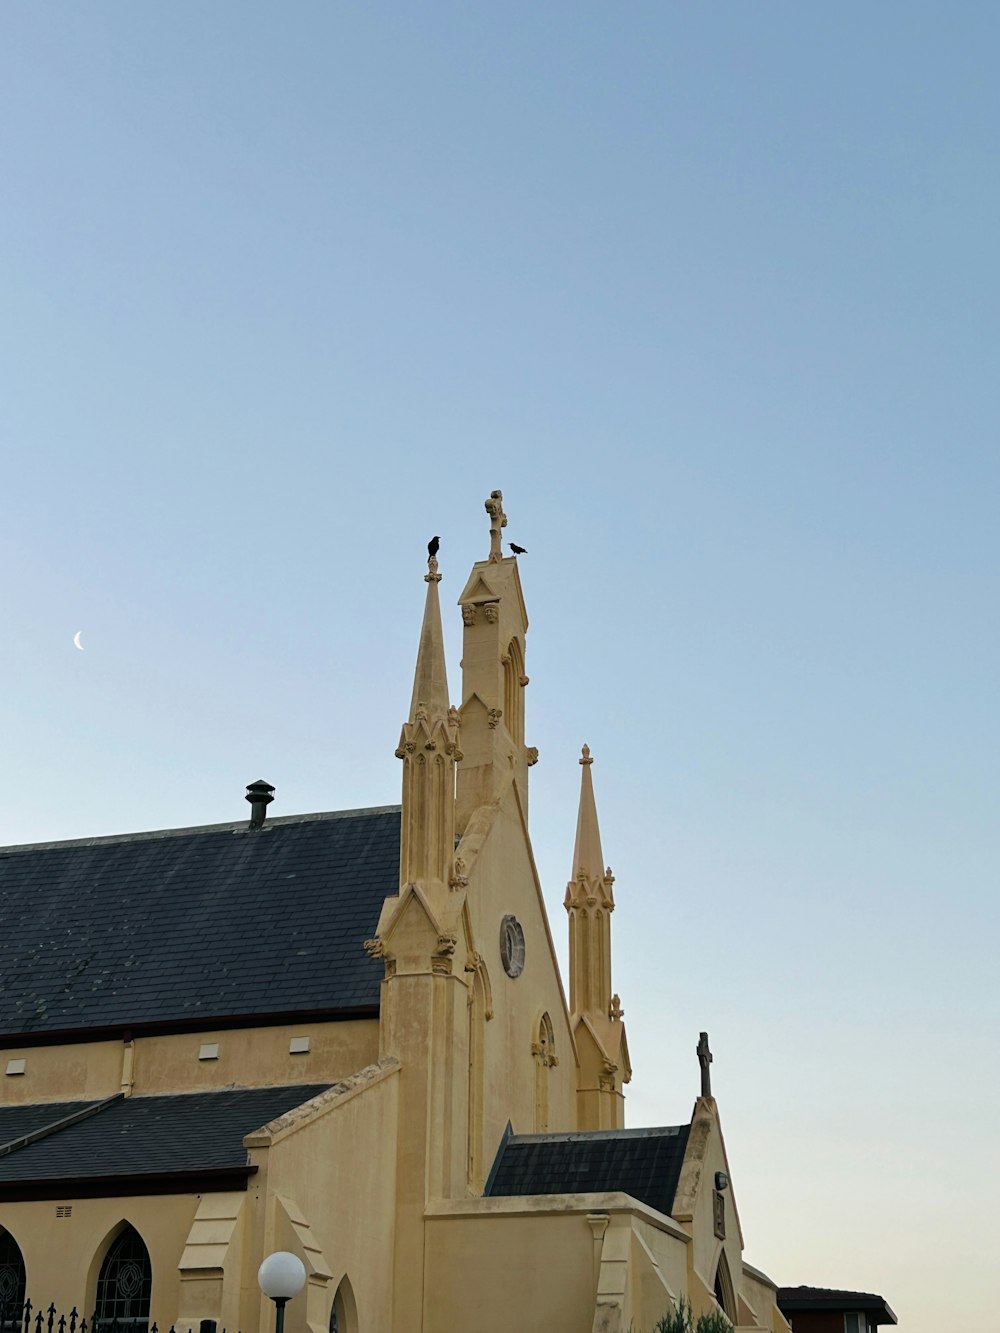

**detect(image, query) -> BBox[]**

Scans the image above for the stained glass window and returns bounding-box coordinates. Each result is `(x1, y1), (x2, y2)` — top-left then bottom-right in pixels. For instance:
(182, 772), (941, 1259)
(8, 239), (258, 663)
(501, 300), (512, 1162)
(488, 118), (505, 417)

(95, 1226), (151, 1331)
(0, 1229), (26, 1329)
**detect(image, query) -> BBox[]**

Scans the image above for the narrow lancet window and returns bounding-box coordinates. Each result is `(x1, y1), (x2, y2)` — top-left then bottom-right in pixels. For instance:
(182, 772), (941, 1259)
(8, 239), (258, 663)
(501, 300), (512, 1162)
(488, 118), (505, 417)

(95, 1225), (152, 1332)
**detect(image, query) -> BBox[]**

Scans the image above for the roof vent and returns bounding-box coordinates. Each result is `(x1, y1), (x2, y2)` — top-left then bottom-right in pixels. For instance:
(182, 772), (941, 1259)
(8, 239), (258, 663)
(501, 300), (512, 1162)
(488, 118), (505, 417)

(245, 780), (275, 829)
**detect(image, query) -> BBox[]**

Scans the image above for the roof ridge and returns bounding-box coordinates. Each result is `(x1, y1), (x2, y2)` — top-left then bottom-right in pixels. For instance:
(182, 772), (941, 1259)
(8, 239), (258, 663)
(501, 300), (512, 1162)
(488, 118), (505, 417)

(0, 1093), (123, 1158)
(125, 1083), (332, 1102)
(0, 805), (402, 856)
(508, 1124), (687, 1143)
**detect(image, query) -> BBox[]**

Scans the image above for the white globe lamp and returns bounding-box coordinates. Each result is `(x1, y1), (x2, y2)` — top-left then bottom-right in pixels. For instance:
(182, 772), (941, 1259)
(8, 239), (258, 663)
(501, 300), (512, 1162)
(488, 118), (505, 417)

(258, 1252), (307, 1333)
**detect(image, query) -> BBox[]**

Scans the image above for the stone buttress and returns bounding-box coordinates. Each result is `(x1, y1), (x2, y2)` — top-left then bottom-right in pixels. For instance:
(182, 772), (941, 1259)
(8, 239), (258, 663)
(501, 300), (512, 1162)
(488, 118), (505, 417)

(365, 549), (470, 1331)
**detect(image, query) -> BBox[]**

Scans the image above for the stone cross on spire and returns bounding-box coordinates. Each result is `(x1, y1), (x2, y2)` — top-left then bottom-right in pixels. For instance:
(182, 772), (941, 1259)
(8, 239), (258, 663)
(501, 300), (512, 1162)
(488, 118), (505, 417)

(485, 489), (507, 562)
(697, 1031), (713, 1098)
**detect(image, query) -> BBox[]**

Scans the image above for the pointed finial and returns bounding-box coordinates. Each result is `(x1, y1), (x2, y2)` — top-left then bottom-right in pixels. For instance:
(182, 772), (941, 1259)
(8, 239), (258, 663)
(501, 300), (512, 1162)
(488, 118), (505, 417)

(485, 490), (507, 563)
(580, 744), (593, 765)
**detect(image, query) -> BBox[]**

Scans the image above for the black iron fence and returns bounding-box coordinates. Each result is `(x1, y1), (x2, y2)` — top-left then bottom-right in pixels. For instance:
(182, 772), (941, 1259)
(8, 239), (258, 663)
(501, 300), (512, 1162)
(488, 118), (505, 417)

(0, 1304), (239, 1333)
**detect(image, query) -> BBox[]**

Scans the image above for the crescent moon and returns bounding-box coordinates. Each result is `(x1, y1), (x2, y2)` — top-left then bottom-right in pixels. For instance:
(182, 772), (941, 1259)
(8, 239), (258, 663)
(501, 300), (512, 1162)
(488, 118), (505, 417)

(73, 631), (84, 651)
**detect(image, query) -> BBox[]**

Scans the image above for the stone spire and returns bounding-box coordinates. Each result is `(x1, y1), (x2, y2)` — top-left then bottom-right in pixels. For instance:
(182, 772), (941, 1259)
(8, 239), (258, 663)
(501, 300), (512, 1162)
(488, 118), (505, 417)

(565, 745), (616, 1019)
(572, 744), (606, 887)
(395, 552), (461, 894)
(408, 556), (450, 721)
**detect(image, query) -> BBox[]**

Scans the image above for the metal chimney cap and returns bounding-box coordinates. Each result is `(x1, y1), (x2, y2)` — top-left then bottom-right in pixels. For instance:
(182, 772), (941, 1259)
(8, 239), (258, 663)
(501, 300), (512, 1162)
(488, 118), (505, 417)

(245, 780), (275, 804)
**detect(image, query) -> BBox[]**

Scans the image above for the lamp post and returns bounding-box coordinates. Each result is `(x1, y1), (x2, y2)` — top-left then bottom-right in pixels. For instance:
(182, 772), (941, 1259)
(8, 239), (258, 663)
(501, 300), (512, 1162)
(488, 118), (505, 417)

(258, 1252), (307, 1333)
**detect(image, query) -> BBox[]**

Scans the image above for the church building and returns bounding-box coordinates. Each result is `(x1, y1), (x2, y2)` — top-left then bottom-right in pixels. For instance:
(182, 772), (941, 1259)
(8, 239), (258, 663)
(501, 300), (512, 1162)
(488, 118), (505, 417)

(0, 493), (793, 1333)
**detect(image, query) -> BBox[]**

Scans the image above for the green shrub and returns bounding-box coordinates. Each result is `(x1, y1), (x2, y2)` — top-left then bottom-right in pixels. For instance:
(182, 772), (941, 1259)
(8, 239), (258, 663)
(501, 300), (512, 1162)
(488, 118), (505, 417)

(694, 1314), (733, 1333)
(651, 1300), (732, 1333)
(652, 1299), (693, 1333)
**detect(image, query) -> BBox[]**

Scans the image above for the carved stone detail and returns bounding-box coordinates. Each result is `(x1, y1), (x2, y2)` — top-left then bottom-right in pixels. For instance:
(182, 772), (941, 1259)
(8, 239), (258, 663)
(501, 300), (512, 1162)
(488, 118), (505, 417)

(609, 994), (624, 1021)
(485, 489), (507, 562)
(483, 603), (500, 624)
(713, 1190), (726, 1240)
(487, 708), (503, 729)
(461, 605), (477, 626)
(449, 856), (469, 891)
(429, 932), (458, 977)
(363, 938), (385, 959)
(526, 746), (539, 767)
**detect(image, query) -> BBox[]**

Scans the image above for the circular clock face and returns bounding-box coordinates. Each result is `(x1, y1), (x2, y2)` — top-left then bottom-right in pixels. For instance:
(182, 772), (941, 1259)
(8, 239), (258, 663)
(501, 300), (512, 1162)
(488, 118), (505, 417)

(499, 915), (525, 978)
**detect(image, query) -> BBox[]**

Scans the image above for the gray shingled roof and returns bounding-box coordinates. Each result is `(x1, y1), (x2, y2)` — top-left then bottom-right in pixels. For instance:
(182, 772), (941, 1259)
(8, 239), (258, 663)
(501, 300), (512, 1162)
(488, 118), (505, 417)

(0, 1085), (331, 1186)
(0, 808), (400, 1039)
(486, 1123), (691, 1218)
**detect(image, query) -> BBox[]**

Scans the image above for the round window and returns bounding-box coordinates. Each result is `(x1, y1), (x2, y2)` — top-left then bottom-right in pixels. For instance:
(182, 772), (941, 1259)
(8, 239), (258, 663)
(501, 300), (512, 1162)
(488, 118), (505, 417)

(499, 915), (525, 978)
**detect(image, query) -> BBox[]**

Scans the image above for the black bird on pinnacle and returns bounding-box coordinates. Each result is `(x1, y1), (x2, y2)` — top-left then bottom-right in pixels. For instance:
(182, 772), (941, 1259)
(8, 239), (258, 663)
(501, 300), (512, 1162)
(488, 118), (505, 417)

(509, 542), (527, 555)
(428, 535), (440, 559)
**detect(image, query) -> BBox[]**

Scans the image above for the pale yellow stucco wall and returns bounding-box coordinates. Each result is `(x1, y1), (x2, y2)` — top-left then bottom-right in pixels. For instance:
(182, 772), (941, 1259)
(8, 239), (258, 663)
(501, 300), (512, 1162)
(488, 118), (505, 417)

(425, 1207), (597, 1333)
(0, 1194), (200, 1323)
(741, 1266), (792, 1333)
(1, 1040), (124, 1103)
(425, 1194), (691, 1333)
(131, 1021), (379, 1095)
(1, 1021), (379, 1105)
(245, 1064), (400, 1333)
(462, 785), (578, 1155)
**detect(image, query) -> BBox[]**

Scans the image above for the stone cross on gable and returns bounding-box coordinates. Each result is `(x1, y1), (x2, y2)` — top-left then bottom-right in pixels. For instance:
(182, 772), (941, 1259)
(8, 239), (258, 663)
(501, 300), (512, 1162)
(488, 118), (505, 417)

(697, 1031), (713, 1098)
(485, 489), (507, 562)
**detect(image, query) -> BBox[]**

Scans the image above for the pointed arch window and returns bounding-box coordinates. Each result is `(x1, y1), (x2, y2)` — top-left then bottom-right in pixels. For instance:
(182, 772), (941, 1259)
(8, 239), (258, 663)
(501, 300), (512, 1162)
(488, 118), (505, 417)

(95, 1226), (151, 1332)
(0, 1228), (27, 1325)
(502, 638), (525, 745)
(329, 1277), (357, 1333)
(713, 1250), (737, 1323)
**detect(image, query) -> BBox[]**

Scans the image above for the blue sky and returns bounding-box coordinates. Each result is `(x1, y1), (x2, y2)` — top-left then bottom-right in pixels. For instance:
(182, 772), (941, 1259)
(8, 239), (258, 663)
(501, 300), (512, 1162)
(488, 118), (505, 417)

(2, 6), (997, 1329)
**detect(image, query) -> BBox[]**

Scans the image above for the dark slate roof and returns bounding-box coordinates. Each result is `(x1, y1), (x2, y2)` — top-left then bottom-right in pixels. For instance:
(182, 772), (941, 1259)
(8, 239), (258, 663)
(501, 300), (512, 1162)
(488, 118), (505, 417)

(777, 1287), (898, 1325)
(0, 808), (400, 1039)
(485, 1123), (691, 1218)
(0, 1099), (98, 1146)
(0, 1084), (331, 1186)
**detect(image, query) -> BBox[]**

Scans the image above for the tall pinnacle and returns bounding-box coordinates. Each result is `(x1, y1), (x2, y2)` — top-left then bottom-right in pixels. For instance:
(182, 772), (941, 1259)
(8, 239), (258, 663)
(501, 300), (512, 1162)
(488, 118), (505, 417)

(396, 551), (461, 894)
(572, 744), (607, 881)
(408, 556), (450, 722)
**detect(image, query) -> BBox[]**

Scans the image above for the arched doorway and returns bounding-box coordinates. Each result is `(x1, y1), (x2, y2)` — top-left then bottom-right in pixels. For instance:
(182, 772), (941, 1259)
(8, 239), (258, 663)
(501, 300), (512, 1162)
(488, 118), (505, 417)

(0, 1228), (27, 1326)
(94, 1225), (152, 1331)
